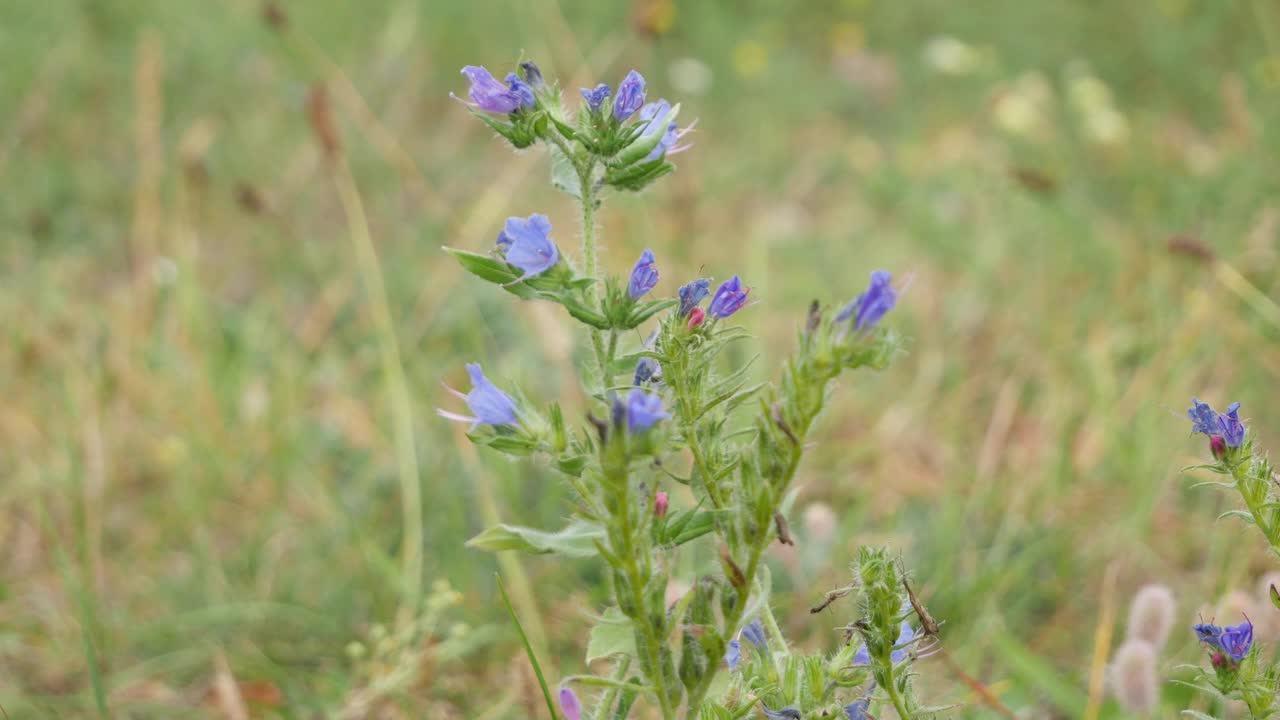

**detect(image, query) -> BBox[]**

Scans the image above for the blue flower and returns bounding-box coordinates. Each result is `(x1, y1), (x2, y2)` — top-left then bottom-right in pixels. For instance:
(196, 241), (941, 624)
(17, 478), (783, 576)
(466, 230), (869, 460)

(628, 249), (660, 299)
(436, 363), (519, 430)
(496, 214), (559, 280)
(580, 83), (611, 113)
(519, 61), (545, 90)
(677, 278), (711, 316)
(504, 73), (536, 110)
(724, 638), (741, 670)
(844, 698), (872, 720)
(853, 621), (914, 665)
(1193, 622), (1223, 647)
(1220, 402), (1245, 448)
(637, 100), (691, 160)
(613, 70), (646, 121)
(1220, 620), (1253, 661)
(762, 707), (801, 720)
(634, 356), (659, 386)
(837, 270), (897, 333)
(1187, 398), (1221, 436)
(627, 389), (668, 432)
(458, 66), (533, 114)
(708, 275), (750, 319)
(741, 619), (768, 651)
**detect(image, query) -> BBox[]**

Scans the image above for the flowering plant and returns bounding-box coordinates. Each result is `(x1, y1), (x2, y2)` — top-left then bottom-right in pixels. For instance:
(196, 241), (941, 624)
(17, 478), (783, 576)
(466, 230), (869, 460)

(445, 59), (937, 719)
(1181, 400), (1280, 718)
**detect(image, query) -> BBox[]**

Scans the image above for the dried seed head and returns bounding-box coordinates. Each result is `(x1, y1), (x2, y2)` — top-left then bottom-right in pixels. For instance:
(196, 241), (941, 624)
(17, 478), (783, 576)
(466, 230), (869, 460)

(802, 502), (837, 542)
(1126, 584), (1176, 650)
(1109, 640), (1158, 713)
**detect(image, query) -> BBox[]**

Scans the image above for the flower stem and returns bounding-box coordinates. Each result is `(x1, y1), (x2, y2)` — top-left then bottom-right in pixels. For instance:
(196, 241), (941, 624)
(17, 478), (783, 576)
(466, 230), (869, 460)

(882, 664), (914, 720)
(591, 656), (632, 720)
(578, 165), (610, 392)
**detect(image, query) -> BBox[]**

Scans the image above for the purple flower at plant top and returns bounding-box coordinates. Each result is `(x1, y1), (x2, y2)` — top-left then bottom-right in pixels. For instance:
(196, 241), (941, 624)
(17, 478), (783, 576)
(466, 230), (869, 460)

(677, 278), (711, 316)
(762, 707), (802, 720)
(725, 638), (742, 670)
(844, 698), (872, 720)
(1220, 620), (1254, 662)
(627, 389), (668, 432)
(708, 275), (751, 319)
(1220, 402), (1245, 447)
(457, 66), (534, 114)
(1193, 622), (1224, 646)
(1187, 398), (1221, 436)
(612, 70), (647, 121)
(580, 83), (611, 113)
(628, 248), (660, 299)
(637, 100), (692, 160)
(853, 621), (915, 665)
(436, 363), (519, 430)
(838, 270), (897, 333)
(496, 214), (559, 280)
(558, 687), (582, 720)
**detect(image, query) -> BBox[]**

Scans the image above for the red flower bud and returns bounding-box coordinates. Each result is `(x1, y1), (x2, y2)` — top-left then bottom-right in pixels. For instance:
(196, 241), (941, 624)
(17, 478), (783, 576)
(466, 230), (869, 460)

(1210, 434), (1227, 460)
(687, 307), (706, 329)
(654, 491), (669, 519)
(1211, 651), (1229, 669)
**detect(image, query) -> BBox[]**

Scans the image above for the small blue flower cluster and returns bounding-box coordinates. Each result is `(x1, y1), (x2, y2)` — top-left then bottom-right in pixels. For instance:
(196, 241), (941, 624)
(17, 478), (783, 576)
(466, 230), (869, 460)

(1188, 398), (1245, 451)
(1194, 618), (1254, 663)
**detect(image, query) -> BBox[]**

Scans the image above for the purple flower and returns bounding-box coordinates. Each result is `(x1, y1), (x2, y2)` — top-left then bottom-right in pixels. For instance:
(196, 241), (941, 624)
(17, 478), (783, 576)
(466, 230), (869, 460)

(762, 707), (801, 720)
(628, 249), (660, 299)
(436, 363), (519, 430)
(677, 278), (711, 316)
(1220, 620), (1253, 661)
(853, 621), (914, 665)
(1220, 402), (1245, 447)
(637, 100), (692, 160)
(1188, 399), (1246, 448)
(708, 275), (750, 319)
(627, 389), (668, 432)
(724, 638), (741, 670)
(837, 270), (897, 333)
(496, 214), (559, 280)
(1188, 398), (1220, 436)
(558, 687), (582, 720)
(612, 70), (646, 121)
(741, 619), (768, 650)
(1193, 622), (1223, 647)
(844, 699), (872, 720)
(457, 66), (534, 114)
(580, 83), (611, 113)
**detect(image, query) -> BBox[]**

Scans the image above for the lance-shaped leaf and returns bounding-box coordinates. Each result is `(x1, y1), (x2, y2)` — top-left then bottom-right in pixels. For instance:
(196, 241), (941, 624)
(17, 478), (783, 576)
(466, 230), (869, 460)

(586, 606), (637, 663)
(467, 520), (605, 557)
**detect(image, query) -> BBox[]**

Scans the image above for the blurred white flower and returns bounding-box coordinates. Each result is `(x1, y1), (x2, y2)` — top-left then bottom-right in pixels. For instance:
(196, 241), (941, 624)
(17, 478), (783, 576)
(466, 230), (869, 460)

(669, 57), (713, 96)
(992, 72), (1053, 138)
(923, 35), (982, 76)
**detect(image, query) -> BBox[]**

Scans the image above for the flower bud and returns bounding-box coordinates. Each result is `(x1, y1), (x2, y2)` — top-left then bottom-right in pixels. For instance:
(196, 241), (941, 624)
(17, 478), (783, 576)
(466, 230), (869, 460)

(1126, 584), (1176, 650)
(654, 491), (669, 519)
(558, 687), (582, 720)
(1210, 434), (1227, 460)
(687, 306), (706, 329)
(1109, 640), (1158, 713)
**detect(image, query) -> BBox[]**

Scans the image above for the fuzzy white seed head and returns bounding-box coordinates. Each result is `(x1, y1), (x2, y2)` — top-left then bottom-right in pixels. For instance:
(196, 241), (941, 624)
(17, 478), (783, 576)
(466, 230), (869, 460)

(1110, 640), (1159, 714)
(1126, 584), (1176, 650)
(802, 502), (838, 542)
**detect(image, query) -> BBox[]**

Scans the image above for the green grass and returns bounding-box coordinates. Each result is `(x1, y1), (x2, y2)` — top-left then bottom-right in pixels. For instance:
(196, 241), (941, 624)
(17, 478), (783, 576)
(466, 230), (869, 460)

(4, 0), (1280, 717)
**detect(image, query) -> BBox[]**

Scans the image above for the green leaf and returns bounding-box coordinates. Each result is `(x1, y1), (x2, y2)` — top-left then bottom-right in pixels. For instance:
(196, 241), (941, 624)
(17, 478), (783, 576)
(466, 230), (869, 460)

(605, 158), (674, 192)
(466, 520), (604, 557)
(664, 510), (718, 547)
(586, 606), (637, 663)
(625, 298), (678, 329)
(497, 574), (559, 720)
(559, 294), (611, 329)
(1219, 509), (1256, 525)
(550, 143), (582, 199)
(444, 247), (539, 299)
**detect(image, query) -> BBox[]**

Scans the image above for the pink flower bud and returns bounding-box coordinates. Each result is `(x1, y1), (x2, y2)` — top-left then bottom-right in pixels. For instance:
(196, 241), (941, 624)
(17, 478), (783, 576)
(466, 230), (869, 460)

(654, 491), (669, 519)
(687, 306), (706, 329)
(1210, 434), (1227, 460)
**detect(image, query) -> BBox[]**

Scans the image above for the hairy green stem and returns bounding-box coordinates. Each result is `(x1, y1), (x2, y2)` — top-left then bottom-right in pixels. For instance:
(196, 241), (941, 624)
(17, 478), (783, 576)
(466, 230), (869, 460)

(882, 663), (913, 720)
(592, 656), (632, 720)
(578, 165), (610, 392)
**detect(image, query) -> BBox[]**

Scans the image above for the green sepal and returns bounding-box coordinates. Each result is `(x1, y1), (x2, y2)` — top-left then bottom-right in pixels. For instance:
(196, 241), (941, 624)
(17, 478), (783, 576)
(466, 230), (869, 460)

(605, 158), (674, 192)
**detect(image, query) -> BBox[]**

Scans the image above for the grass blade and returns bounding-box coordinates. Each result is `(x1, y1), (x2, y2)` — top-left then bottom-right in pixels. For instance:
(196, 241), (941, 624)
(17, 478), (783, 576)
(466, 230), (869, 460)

(497, 573), (558, 719)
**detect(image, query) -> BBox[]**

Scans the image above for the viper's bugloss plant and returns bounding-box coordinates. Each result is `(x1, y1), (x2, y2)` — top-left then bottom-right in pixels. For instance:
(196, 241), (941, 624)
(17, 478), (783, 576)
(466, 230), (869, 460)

(448, 58), (935, 719)
(1180, 399), (1280, 718)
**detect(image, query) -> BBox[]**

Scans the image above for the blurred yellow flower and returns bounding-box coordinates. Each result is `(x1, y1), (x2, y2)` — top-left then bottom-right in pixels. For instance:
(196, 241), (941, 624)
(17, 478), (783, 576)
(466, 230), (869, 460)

(733, 41), (769, 78)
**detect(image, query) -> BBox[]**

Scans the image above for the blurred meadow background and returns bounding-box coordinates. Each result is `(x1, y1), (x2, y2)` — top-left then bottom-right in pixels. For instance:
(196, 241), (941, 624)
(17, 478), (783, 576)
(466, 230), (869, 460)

(5, 0), (1280, 717)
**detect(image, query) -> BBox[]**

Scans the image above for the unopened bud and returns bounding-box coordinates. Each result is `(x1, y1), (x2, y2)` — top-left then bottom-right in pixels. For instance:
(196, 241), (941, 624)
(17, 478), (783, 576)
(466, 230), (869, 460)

(654, 491), (669, 519)
(1210, 434), (1227, 460)
(1109, 640), (1158, 713)
(687, 306), (706, 329)
(1211, 651), (1228, 669)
